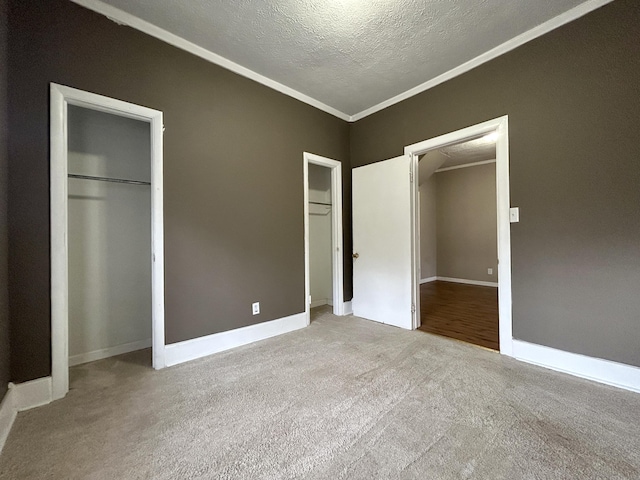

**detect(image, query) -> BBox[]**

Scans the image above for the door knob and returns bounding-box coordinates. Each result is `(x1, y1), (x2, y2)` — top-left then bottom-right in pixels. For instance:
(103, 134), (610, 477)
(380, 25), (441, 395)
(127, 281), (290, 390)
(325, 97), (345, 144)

(352, 253), (359, 259)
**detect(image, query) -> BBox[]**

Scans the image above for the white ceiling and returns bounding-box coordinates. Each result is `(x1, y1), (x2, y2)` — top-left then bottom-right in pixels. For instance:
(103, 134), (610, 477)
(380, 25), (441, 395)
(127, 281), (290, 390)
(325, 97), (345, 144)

(77, 0), (607, 120)
(439, 136), (496, 168)
(419, 135), (496, 184)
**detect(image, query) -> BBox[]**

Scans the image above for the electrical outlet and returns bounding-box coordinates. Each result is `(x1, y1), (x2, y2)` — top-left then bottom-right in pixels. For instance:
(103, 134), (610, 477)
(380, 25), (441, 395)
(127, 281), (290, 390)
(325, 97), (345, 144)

(488, 268), (493, 275)
(252, 302), (260, 315)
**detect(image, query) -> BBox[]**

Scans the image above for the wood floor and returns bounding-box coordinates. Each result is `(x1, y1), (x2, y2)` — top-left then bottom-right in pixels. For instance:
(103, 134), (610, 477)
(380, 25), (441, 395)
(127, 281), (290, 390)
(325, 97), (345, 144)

(419, 281), (499, 350)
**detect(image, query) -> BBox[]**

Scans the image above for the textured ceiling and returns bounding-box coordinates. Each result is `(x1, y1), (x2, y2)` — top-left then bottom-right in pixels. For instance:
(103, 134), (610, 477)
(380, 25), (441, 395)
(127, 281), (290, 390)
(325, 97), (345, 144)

(419, 136), (496, 184)
(439, 136), (496, 168)
(92, 0), (592, 117)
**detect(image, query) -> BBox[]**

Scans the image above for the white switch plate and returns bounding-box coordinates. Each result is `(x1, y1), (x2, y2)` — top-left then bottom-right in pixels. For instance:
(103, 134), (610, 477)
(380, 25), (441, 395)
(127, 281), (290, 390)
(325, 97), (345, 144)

(509, 207), (520, 223)
(488, 268), (493, 275)
(252, 302), (260, 315)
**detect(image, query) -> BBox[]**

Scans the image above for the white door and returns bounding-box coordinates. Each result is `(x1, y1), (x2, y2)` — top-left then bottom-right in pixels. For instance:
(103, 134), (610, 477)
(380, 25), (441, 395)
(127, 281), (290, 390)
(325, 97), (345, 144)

(352, 155), (413, 329)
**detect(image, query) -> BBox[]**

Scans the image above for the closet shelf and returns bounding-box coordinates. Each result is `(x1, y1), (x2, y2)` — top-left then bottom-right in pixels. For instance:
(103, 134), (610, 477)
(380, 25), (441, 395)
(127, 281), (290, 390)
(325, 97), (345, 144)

(68, 173), (151, 186)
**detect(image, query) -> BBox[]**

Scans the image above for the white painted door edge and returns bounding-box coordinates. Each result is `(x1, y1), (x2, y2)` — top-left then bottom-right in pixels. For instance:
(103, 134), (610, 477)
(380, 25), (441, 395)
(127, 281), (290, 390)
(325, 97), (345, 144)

(405, 115), (513, 356)
(303, 152), (346, 323)
(50, 83), (166, 401)
(165, 312), (307, 366)
(512, 340), (640, 394)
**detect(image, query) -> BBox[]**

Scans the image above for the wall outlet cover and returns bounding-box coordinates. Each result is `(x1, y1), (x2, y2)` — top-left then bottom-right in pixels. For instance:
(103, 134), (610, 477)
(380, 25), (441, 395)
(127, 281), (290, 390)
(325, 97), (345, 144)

(252, 302), (260, 315)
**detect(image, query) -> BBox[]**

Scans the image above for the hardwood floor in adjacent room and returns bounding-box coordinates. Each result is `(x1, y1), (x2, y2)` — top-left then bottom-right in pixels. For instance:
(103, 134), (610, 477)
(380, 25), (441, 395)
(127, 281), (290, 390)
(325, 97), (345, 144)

(419, 280), (499, 350)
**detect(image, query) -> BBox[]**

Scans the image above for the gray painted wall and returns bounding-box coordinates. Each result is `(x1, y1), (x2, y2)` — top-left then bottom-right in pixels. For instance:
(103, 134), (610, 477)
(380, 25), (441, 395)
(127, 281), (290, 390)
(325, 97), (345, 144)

(67, 106), (152, 362)
(351, 0), (640, 367)
(435, 164), (497, 282)
(419, 176), (437, 279)
(0, 0), (9, 401)
(7, 0), (351, 382)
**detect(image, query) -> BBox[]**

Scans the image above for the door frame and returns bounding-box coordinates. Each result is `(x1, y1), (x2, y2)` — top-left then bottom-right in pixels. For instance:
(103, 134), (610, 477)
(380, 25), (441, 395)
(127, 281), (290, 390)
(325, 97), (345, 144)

(404, 115), (513, 355)
(50, 83), (166, 400)
(303, 152), (345, 322)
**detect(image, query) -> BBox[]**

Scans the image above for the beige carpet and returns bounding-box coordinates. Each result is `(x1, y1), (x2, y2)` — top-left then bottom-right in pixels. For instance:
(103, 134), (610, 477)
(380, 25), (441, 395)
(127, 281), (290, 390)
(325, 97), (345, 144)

(1, 309), (639, 479)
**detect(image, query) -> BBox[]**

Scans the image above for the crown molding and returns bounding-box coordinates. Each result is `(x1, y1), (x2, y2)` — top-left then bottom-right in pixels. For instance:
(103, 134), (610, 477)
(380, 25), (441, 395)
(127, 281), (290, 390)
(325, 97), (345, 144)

(70, 0), (351, 121)
(72, 0), (613, 124)
(348, 0), (614, 122)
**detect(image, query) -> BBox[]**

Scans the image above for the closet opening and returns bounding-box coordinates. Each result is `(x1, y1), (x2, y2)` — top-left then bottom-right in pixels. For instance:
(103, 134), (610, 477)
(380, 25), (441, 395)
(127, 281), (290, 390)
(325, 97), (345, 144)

(303, 153), (345, 324)
(50, 84), (165, 401)
(67, 105), (152, 365)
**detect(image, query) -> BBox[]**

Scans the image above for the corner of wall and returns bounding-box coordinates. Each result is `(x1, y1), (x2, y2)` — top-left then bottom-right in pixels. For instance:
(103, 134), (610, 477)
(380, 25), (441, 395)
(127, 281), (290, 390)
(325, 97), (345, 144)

(0, 0), (12, 404)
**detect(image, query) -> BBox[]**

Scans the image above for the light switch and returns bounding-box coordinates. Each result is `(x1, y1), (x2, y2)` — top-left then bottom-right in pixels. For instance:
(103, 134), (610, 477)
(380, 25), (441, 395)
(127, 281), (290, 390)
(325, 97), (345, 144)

(509, 207), (520, 223)
(252, 302), (260, 315)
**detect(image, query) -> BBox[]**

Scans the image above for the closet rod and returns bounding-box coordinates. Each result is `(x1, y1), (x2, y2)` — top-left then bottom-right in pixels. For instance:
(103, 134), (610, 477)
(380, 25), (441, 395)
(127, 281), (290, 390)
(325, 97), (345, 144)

(309, 201), (331, 206)
(68, 173), (151, 186)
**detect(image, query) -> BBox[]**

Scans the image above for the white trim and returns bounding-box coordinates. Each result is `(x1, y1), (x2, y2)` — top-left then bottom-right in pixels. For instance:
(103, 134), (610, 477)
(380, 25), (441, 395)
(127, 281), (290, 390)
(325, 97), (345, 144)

(405, 115), (513, 355)
(68, 339), (152, 367)
(0, 388), (16, 453)
(70, 0), (350, 122)
(50, 83), (166, 402)
(411, 157), (422, 329)
(435, 159), (496, 173)
(420, 276), (437, 284)
(11, 378), (53, 412)
(436, 277), (498, 288)
(350, 0), (613, 121)
(164, 312), (307, 367)
(70, 0), (611, 123)
(0, 378), (54, 454)
(310, 299), (329, 309)
(303, 153), (346, 323)
(342, 301), (353, 315)
(513, 340), (640, 394)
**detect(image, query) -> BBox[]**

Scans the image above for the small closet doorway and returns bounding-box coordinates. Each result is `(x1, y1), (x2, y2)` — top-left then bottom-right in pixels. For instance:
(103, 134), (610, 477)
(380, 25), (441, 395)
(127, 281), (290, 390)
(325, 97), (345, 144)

(303, 153), (345, 323)
(50, 84), (165, 401)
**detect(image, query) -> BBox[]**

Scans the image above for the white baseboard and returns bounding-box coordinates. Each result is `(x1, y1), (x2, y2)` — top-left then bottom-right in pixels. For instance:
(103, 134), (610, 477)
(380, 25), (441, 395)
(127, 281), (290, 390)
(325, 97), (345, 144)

(343, 301), (353, 315)
(11, 377), (53, 412)
(310, 299), (328, 309)
(0, 388), (16, 453)
(420, 276), (437, 284)
(164, 312), (307, 367)
(0, 376), (54, 455)
(512, 340), (640, 394)
(69, 339), (152, 367)
(436, 276), (498, 287)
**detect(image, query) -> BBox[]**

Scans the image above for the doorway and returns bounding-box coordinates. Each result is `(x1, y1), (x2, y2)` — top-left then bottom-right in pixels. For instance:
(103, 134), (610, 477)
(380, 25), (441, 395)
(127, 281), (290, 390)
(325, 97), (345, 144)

(417, 137), (499, 350)
(50, 84), (165, 401)
(405, 116), (513, 355)
(303, 153), (345, 323)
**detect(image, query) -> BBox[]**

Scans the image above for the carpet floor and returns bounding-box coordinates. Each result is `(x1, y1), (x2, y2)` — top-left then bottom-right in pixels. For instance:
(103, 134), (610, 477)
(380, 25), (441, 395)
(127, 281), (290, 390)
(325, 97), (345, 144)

(1, 310), (639, 479)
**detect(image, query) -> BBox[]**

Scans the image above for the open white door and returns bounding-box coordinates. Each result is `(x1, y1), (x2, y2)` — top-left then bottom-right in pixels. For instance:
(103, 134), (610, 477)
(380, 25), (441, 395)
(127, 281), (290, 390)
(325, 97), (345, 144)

(352, 155), (413, 329)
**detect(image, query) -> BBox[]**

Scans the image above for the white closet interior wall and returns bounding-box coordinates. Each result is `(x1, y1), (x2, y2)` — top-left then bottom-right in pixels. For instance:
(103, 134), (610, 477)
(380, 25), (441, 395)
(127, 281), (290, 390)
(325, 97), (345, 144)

(308, 163), (333, 308)
(67, 105), (152, 365)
